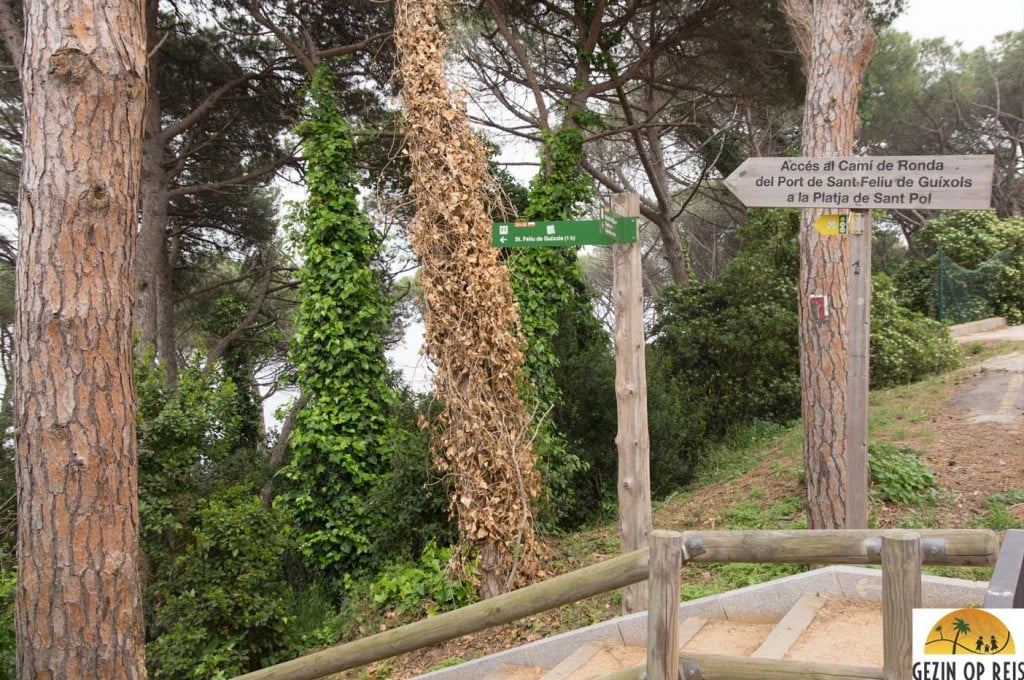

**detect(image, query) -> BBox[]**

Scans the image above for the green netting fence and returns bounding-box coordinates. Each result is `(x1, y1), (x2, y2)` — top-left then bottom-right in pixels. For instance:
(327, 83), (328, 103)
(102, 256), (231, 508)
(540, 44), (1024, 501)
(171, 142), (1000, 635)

(936, 249), (1014, 324)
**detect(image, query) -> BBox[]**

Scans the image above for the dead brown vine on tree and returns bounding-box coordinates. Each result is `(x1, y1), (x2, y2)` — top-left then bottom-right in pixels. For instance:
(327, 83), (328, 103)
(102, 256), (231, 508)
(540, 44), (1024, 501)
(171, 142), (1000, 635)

(394, 0), (546, 598)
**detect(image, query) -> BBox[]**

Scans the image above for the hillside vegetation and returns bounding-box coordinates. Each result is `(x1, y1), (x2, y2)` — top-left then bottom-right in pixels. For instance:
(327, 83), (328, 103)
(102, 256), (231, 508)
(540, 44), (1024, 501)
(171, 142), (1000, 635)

(333, 339), (1022, 679)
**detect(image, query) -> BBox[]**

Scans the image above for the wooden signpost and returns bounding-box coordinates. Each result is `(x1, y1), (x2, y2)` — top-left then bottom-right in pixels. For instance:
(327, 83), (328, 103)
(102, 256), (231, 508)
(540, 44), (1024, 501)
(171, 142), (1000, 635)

(724, 155), (994, 210)
(494, 194), (650, 613)
(725, 155), (994, 529)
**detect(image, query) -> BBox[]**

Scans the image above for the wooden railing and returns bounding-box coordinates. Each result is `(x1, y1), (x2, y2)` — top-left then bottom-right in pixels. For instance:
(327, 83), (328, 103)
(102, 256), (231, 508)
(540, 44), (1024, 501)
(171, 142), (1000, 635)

(233, 528), (1000, 680)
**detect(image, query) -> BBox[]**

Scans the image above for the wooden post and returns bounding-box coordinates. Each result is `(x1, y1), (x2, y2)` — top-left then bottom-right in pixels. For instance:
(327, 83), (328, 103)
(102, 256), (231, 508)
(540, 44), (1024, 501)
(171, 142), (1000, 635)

(846, 209), (871, 529)
(882, 531), (921, 680)
(611, 192), (652, 615)
(647, 531), (684, 680)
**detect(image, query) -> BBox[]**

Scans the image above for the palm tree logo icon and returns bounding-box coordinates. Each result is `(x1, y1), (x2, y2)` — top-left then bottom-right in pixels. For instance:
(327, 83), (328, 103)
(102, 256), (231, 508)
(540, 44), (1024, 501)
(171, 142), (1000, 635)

(925, 609), (1014, 655)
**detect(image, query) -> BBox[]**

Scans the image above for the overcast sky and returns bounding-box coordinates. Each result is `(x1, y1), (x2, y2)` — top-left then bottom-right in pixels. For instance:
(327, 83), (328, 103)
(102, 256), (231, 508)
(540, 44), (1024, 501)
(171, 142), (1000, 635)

(893, 0), (1024, 49)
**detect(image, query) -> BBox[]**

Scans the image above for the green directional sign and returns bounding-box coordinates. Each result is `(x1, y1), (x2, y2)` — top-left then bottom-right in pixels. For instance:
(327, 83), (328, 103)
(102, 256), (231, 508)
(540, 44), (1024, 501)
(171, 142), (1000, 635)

(492, 215), (637, 248)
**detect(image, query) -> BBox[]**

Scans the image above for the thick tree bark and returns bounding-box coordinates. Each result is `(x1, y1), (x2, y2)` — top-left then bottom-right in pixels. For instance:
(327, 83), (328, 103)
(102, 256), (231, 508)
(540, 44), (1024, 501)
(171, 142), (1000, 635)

(135, 0), (179, 386)
(136, 92), (167, 357)
(781, 0), (876, 529)
(15, 0), (149, 676)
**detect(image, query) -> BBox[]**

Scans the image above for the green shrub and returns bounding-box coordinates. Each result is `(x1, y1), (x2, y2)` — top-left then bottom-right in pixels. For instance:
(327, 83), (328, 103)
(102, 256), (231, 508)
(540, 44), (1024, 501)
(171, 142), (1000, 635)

(990, 250), (1024, 325)
(0, 562), (14, 678)
(896, 211), (1024, 324)
(893, 257), (937, 316)
(868, 442), (939, 506)
(366, 542), (475, 618)
(870, 274), (964, 388)
(976, 490), (1024, 530)
(649, 209), (801, 486)
(146, 487), (298, 678)
(368, 387), (455, 560)
(548, 341), (617, 527)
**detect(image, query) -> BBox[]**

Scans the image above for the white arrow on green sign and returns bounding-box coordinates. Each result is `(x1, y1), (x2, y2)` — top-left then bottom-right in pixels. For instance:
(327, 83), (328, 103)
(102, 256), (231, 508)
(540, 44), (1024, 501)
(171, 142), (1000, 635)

(492, 215), (637, 248)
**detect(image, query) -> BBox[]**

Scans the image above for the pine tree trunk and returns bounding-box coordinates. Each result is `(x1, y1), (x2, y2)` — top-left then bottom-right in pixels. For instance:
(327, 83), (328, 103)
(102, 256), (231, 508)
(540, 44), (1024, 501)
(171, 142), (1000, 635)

(136, 100), (166, 356)
(781, 0), (876, 529)
(135, 0), (178, 387)
(15, 0), (149, 675)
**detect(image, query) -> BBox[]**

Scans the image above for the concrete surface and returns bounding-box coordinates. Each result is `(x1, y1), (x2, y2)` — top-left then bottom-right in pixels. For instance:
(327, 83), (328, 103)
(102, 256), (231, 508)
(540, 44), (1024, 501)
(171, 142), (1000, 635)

(949, 350), (1024, 423)
(413, 566), (988, 680)
(951, 318), (1024, 345)
(949, 317), (1011, 337)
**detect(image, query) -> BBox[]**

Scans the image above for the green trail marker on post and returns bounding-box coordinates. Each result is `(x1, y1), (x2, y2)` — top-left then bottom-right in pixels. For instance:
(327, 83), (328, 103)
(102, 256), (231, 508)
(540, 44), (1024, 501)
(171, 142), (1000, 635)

(492, 214), (637, 248)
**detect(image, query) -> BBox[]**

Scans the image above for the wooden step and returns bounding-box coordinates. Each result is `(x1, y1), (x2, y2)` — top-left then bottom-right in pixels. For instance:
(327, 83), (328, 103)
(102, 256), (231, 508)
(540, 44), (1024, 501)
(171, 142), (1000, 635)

(677, 616), (708, 647)
(785, 598), (883, 666)
(482, 599), (882, 678)
(538, 641), (604, 679)
(554, 643), (645, 680)
(482, 664), (545, 680)
(681, 618), (775, 657)
(751, 592), (825, 659)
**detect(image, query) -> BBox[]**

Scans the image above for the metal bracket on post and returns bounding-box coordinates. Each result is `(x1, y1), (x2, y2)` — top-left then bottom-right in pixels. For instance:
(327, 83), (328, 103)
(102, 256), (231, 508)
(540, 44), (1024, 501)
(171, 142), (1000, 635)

(683, 534), (706, 561)
(865, 537), (946, 562)
(678, 660), (703, 680)
(921, 538), (947, 562)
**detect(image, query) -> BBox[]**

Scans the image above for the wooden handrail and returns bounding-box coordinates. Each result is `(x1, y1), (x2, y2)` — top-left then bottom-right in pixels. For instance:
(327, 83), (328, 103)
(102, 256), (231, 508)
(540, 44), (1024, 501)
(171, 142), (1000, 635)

(231, 528), (998, 680)
(680, 528), (997, 566)
(234, 546), (657, 680)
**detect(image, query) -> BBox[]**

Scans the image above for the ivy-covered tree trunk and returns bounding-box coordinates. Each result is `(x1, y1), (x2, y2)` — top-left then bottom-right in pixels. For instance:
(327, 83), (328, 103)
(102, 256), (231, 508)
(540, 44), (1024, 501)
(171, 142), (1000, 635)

(781, 0), (876, 529)
(396, 0), (545, 598)
(279, 68), (395, 584)
(15, 0), (149, 674)
(510, 127), (610, 529)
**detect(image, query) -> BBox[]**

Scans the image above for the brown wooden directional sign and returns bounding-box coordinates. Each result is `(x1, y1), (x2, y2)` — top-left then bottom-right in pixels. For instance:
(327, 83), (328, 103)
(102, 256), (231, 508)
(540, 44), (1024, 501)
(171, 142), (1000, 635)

(724, 155), (994, 210)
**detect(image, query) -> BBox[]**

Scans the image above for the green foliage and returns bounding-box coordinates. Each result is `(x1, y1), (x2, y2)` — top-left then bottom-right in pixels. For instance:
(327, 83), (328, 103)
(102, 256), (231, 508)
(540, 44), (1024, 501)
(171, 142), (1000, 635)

(0, 558), (14, 679)
(650, 210), (801, 486)
(680, 550), (805, 602)
(918, 211), (1018, 267)
(867, 442), (940, 506)
(277, 67), (396, 584)
(0, 262), (13, 326)
(136, 353), (305, 677)
(546, 340), (617, 527)
(137, 354), (260, 569)
(508, 126), (611, 530)
(975, 490), (1024, 530)
(717, 496), (805, 529)
(367, 388), (455, 560)
(870, 274), (964, 388)
(650, 208), (961, 496)
(147, 488), (300, 678)
(690, 420), (792, 487)
(893, 256), (936, 314)
(367, 543), (476, 618)
(895, 211), (1024, 324)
